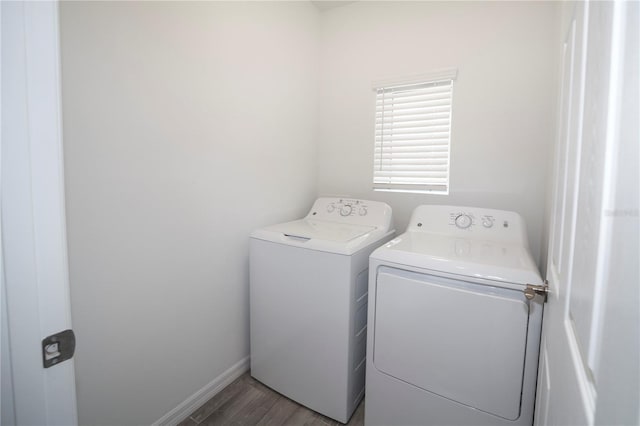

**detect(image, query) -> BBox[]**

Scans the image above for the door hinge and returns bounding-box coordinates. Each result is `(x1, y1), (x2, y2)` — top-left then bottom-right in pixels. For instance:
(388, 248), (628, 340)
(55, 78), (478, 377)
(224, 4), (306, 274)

(42, 329), (76, 368)
(524, 280), (549, 303)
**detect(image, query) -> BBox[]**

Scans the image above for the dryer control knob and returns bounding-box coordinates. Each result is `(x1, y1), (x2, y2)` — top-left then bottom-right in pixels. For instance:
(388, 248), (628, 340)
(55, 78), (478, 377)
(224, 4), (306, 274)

(340, 205), (353, 216)
(455, 214), (473, 229)
(327, 203), (336, 213)
(359, 206), (367, 216)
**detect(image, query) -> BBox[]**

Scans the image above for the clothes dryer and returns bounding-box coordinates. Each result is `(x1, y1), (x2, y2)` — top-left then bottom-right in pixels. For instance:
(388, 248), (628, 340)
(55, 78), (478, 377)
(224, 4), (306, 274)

(250, 197), (394, 423)
(366, 205), (544, 426)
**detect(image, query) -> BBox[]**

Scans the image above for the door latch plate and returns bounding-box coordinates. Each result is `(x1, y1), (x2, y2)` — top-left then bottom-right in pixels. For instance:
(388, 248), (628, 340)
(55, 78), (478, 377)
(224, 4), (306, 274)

(42, 329), (76, 368)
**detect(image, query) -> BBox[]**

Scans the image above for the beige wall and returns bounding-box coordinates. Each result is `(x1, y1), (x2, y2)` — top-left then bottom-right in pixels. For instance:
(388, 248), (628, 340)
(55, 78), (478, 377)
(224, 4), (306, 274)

(60, 2), (319, 424)
(317, 1), (559, 266)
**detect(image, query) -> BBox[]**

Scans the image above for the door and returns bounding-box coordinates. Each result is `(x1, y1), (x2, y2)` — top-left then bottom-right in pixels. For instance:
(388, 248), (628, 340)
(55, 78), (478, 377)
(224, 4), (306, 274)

(1, 1), (78, 424)
(537, 1), (639, 425)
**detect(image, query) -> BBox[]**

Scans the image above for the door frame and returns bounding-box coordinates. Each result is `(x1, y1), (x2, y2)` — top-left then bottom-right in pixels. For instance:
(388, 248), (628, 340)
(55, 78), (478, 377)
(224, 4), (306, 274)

(1, 1), (78, 424)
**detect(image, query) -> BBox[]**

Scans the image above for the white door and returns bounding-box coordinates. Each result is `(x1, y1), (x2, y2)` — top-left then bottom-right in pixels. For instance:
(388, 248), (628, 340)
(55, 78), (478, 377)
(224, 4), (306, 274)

(536, 1), (639, 425)
(1, 1), (78, 425)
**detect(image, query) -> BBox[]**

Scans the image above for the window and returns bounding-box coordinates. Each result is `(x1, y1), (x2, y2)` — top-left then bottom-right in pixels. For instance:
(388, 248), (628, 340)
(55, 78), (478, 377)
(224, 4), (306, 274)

(373, 70), (456, 194)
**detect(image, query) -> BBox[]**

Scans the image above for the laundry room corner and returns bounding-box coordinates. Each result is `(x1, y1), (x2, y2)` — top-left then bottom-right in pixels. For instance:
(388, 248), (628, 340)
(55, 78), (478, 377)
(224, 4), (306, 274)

(317, 1), (561, 268)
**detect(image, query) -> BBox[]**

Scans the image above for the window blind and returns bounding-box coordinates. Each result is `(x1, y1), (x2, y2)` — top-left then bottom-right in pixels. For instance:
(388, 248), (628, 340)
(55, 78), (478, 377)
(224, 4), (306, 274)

(373, 78), (454, 194)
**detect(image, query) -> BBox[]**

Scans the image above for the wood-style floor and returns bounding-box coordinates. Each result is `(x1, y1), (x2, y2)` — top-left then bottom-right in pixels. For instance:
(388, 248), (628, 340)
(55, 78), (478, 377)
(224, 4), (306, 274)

(178, 372), (365, 426)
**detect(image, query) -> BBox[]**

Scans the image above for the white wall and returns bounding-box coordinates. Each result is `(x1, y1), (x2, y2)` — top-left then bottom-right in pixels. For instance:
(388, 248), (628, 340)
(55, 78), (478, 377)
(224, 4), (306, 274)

(59, 2), (560, 423)
(317, 1), (559, 266)
(59, 2), (318, 424)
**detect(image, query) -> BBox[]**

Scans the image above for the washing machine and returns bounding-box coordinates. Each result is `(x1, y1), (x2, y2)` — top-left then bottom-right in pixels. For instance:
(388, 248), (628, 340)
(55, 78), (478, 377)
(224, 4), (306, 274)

(366, 205), (545, 426)
(250, 197), (394, 423)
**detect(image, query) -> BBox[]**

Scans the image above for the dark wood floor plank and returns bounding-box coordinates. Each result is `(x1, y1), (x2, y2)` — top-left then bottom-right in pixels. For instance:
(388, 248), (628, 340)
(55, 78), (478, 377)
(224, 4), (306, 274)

(189, 373), (251, 423)
(182, 371), (364, 426)
(309, 415), (340, 426)
(246, 376), (273, 393)
(347, 400), (365, 426)
(282, 406), (325, 426)
(199, 385), (264, 425)
(227, 387), (280, 426)
(177, 417), (198, 426)
(255, 395), (300, 426)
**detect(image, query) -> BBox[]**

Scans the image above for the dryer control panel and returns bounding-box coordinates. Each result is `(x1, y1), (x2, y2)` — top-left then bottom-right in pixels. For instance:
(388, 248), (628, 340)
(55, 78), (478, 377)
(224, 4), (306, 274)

(450, 212), (496, 230)
(408, 205), (528, 245)
(306, 197), (393, 231)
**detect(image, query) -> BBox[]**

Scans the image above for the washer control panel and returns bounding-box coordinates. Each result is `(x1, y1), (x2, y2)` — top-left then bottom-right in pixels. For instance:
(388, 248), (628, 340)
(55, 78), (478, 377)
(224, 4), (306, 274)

(409, 205), (527, 244)
(325, 199), (369, 217)
(307, 197), (393, 230)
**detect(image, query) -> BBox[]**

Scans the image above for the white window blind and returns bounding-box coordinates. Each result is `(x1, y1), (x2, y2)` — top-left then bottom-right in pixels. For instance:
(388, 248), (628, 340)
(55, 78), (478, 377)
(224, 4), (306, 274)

(373, 74), (455, 194)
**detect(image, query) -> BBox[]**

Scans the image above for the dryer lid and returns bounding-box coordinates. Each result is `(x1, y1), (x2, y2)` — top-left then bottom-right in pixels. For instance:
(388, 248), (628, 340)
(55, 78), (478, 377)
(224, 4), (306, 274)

(371, 231), (542, 286)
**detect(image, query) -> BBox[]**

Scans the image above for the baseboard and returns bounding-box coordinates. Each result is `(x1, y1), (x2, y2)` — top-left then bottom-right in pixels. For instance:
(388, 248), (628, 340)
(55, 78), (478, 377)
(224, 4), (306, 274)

(153, 356), (250, 426)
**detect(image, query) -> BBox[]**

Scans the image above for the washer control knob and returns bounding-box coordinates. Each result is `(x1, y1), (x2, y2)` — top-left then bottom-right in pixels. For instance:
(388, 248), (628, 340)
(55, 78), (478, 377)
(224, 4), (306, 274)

(340, 205), (353, 216)
(359, 206), (367, 216)
(327, 203), (336, 213)
(482, 217), (494, 228)
(455, 214), (473, 229)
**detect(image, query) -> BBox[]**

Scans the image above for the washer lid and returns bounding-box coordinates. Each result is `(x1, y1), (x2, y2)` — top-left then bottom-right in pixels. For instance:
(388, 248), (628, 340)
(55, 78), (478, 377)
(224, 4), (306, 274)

(372, 231), (542, 286)
(250, 198), (395, 255)
(265, 219), (376, 242)
(251, 218), (390, 255)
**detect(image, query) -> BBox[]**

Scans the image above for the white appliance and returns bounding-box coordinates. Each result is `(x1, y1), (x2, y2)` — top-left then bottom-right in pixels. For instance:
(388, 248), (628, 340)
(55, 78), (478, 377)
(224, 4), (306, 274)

(366, 205), (545, 426)
(250, 197), (394, 423)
